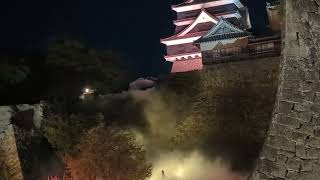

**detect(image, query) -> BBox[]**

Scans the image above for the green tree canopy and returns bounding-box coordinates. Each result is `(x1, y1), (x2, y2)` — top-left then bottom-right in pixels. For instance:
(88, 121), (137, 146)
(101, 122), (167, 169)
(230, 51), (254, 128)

(69, 125), (152, 180)
(46, 39), (130, 99)
(0, 58), (30, 92)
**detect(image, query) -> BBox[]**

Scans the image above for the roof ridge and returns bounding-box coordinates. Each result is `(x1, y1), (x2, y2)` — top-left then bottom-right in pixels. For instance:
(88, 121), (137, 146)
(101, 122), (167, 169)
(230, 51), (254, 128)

(176, 10), (218, 37)
(194, 31), (251, 43)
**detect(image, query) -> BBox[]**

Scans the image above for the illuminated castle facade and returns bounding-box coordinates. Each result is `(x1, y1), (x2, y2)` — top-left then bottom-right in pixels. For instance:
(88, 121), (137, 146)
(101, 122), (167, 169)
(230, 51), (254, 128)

(161, 0), (282, 73)
(161, 0), (248, 73)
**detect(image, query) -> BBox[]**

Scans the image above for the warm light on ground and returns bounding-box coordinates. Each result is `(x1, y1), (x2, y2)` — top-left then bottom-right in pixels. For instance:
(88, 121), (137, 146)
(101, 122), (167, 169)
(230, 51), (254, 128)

(147, 151), (248, 180)
(175, 167), (185, 178)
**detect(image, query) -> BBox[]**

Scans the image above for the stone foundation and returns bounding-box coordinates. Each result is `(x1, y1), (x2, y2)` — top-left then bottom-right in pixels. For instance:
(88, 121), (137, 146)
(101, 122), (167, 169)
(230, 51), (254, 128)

(253, 0), (320, 179)
(0, 104), (43, 180)
(0, 107), (24, 180)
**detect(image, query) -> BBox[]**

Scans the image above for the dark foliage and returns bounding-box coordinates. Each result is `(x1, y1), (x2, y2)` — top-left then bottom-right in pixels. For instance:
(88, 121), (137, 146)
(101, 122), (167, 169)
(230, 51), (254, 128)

(0, 39), (131, 106)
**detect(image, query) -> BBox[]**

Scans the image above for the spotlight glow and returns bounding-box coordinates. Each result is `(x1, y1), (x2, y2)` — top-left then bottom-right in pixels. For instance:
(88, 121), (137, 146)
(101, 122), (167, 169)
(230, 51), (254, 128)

(175, 167), (185, 178)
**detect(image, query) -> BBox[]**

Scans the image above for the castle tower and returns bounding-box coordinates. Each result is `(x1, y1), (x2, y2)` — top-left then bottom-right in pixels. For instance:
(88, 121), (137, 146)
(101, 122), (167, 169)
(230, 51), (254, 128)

(161, 0), (245, 73)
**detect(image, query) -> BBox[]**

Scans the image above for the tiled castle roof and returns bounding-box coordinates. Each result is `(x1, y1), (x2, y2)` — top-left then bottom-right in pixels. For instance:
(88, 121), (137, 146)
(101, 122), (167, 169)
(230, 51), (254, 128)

(194, 31), (251, 43)
(194, 18), (251, 43)
(172, 0), (220, 7)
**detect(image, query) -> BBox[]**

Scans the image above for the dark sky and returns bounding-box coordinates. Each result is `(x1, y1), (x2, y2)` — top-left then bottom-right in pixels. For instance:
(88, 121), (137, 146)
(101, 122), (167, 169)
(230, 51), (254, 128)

(1, 0), (185, 76)
(0, 0), (267, 77)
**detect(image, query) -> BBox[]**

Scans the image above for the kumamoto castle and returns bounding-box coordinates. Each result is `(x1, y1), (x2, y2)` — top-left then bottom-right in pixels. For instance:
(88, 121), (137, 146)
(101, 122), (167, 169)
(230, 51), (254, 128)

(1, 0), (320, 179)
(161, 0), (282, 73)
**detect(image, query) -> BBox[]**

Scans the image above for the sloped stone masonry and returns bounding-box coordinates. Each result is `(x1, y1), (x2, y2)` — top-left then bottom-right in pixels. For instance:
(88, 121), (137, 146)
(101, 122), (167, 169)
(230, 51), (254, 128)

(0, 106), (24, 180)
(253, 0), (320, 179)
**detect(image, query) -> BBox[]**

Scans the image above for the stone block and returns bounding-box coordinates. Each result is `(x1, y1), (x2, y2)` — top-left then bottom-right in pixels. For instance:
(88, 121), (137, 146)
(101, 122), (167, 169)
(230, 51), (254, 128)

(258, 159), (287, 178)
(297, 172), (320, 180)
(296, 144), (307, 159)
(266, 136), (296, 152)
(280, 89), (304, 103)
(306, 137), (320, 148)
(308, 11), (320, 28)
(258, 159), (276, 175)
(310, 103), (320, 114)
(298, 81), (313, 92)
(262, 145), (278, 162)
(303, 92), (316, 102)
(288, 111), (313, 123)
(294, 102), (311, 112)
(278, 149), (296, 158)
(285, 45), (310, 59)
(306, 147), (320, 159)
(285, 158), (301, 171)
(289, 56), (314, 70)
(276, 154), (288, 165)
(275, 115), (301, 128)
(273, 123), (295, 138)
(315, 127), (320, 137)
(311, 81), (320, 91)
(282, 80), (299, 89)
(296, 124), (316, 136)
(285, 170), (300, 180)
(314, 93), (320, 104)
(291, 131), (308, 145)
(311, 115), (320, 126)
(278, 101), (294, 114)
(312, 159), (320, 170)
(303, 0), (319, 12)
(270, 166), (287, 178)
(254, 172), (275, 180)
(301, 159), (314, 172)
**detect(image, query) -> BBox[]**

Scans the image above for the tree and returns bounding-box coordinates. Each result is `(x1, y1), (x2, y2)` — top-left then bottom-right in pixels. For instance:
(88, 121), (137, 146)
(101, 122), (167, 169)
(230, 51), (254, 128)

(42, 113), (101, 155)
(0, 58), (30, 92)
(0, 39), (130, 106)
(46, 39), (130, 99)
(43, 39), (131, 115)
(0, 63), (29, 86)
(68, 125), (152, 180)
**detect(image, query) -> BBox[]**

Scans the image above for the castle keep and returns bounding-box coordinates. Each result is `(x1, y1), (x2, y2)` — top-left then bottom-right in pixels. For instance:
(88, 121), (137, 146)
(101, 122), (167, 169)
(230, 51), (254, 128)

(161, 0), (282, 73)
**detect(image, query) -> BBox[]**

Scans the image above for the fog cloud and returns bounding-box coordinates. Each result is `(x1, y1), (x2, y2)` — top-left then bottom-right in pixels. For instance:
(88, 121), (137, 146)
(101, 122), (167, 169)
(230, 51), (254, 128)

(131, 92), (248, 180)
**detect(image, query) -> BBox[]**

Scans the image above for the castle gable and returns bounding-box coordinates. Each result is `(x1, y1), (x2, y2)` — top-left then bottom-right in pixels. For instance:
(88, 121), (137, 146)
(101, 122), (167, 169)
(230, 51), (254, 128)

(204, 18), (244, 38)
(177, 10), (218, 37)
(195, 18), (251, 44)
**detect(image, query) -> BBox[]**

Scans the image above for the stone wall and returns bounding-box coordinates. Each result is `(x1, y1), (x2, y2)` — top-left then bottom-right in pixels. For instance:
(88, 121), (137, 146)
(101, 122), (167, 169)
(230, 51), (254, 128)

(201, 57), (280, 173)
(163, 56), (280, 174)
(0, 104), (43, 180)
(0, 106), (24, 180)
(253, 0), (320, 179)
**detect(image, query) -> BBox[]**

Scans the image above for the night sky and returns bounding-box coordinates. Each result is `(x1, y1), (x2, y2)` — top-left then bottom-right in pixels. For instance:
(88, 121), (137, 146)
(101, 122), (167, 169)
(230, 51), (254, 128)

(1, 0), (186, 76)
(1, 0), (267, 77)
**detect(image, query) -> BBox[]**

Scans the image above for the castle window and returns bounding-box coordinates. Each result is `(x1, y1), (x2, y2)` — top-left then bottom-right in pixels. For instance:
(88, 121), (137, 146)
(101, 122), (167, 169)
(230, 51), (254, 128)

(267, 43), (274, 49)
(261, 43), (274, 51)
(213, 50), (220, 58)
(221, 49), (228, 56)
(235, 47), (241, 54)
(256, 45), (262, 52)
(203, 51), (212, 60)
(227, 48), (233, 56)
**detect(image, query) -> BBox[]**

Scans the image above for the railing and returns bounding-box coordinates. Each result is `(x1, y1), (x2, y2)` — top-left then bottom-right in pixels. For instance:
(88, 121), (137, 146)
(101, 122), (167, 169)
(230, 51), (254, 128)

(203, 43), (281, 65)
